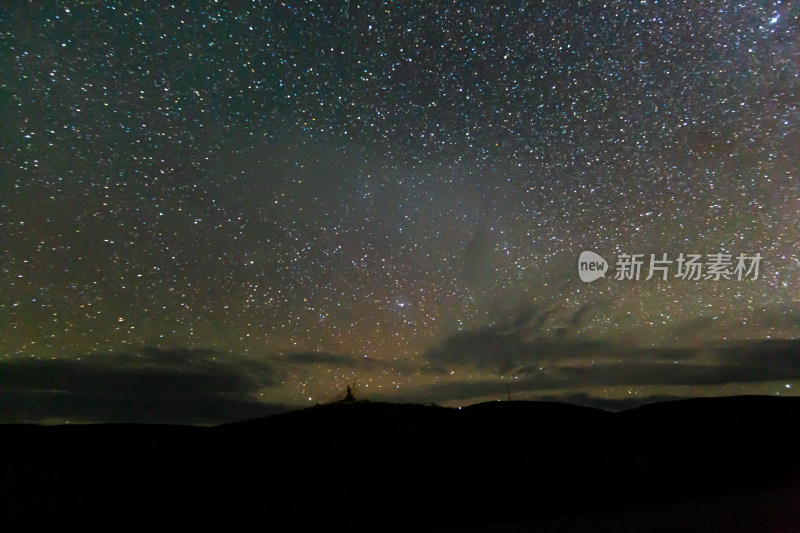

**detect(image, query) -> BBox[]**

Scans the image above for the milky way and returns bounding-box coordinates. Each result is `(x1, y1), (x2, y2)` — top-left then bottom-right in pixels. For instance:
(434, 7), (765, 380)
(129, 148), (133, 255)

(1, 1), (799, 423)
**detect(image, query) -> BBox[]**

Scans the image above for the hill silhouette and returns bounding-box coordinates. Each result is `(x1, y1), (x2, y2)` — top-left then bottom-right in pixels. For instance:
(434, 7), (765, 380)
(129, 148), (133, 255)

(2, 396), (799, 531)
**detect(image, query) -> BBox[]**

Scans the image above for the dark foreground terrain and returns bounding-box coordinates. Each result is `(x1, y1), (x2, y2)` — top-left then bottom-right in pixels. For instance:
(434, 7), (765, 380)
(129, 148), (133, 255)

(2, 396), (800, 531)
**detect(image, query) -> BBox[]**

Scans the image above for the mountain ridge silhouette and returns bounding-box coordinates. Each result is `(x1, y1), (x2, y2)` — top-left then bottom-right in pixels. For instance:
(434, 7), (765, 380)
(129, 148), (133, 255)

(2, 395), (799, 531)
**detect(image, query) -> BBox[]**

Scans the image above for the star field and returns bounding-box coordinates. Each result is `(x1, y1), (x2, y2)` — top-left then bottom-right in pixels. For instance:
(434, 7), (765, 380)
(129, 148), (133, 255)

(1, 1), (799, 422)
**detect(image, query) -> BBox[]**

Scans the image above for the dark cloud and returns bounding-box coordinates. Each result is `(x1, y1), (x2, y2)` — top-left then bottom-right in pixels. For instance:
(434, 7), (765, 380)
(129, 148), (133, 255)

(421, 317), (800, 404)
(424, 327), (611, 374)
(424, 304), (609, 374)
(0, 347), (287, 424)
(424, 326), (522, 374)
(529, 307), (557, 334)
(555, 358), (800, 387)
(720, 338), (800, 368)
(416, 345), (800, 404)
(748, 309), (800, 332)
(560, 304), (593, 337)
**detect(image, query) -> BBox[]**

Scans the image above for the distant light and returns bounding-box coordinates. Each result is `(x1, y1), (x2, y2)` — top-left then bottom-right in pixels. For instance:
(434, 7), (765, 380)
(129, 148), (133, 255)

(770, 14), (779, 24)
(786, 384), (792, 389)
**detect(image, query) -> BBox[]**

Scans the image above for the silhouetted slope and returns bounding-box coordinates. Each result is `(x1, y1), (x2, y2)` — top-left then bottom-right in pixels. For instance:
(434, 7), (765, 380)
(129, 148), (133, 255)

(620, 395), (800, 426)
(1, 396), (799, 532)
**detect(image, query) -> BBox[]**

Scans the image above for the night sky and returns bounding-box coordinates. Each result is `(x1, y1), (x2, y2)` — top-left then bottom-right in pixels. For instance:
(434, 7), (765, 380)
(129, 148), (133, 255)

(2, 1), (799, 424)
